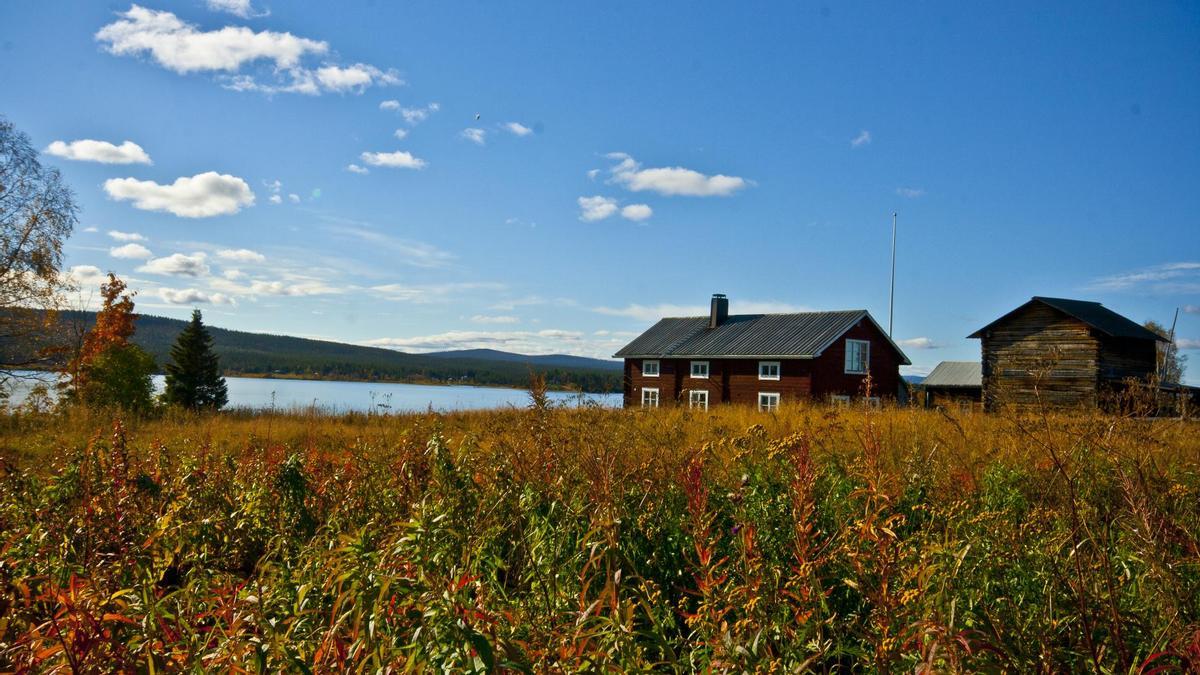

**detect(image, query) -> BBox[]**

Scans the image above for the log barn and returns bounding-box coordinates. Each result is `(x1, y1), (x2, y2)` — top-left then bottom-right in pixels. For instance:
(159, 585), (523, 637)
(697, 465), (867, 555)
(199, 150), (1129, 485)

(968, 296), (1165, 411)
(614, 294), (910, 409)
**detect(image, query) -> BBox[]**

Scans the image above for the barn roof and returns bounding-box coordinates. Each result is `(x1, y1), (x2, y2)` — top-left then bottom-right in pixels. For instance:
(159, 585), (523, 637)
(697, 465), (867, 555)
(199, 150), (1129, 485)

(922, 361), (982, 388)
(968, 297), (1166, 342)
(614, 310), (912, 364)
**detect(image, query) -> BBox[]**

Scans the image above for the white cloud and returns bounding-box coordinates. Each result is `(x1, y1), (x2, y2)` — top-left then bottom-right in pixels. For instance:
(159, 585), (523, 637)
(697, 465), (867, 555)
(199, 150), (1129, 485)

(851, 130), (872, 148)
(586, 168), (600, 180)
(1184, 305), (1200, 315)
(393, 128), (408, 140)
(578, 195), (618, 222)
(67, 265), (107, 288)
(97, 5), (326, 73)
(104, 171), (254, 217)
(96, 5), (397, 95)
(895, 187), (925, 198)
(461, 128), (486, 145)
(369, 282), (504, 303)
(210, 276), (343, 297)
(83, 226), (99, 233)
(470, 314), (519, 324)
(606, 152), (747, 197)
(288, 193), (300, 203)
(1177, 338), (1200, 350)
(107, 230), (146, 242)
(158, 287), (234, 305)
(205, 0), (265, 18)
(382, 101), (440, 125)
(346, 163), (370, 174)
(138, 252), (210, 277)
(363, 329), (608, 357)
(44, 139), (151, 164)
(110, 243), (153, 259)
(897, 337), (939, 349)
(503, 122), (533, 137)
(269, 194), (282, 204)
(360, 150), (427, 169)
(217, 248), (265, 263)
(593, 300), (809, 322)
(621, 204), (653, 221)
(1087, 262), (1200, 293)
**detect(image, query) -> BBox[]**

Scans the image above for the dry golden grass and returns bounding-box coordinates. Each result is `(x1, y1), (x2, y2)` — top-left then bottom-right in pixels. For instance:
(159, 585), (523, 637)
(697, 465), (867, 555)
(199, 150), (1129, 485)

(0, 398), (1197, 672)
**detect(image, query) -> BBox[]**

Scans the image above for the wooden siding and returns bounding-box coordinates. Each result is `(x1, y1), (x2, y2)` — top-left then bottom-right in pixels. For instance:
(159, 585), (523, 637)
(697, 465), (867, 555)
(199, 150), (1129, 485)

(979, 302), (1100, 410)
(1097, 337), (1157, 382)
(621, 317), (903, 407)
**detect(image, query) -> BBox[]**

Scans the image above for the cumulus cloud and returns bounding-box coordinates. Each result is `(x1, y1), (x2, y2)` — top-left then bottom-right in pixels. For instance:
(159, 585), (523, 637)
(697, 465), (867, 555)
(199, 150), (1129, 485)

(110, 243), (153, 259)
(217, 248), (265, 263)
(461, 128), (486, 145)
(851, 130), (872, 148)
(346, 163), (369, 174)
(96, 5), (398, 95)
(104, 171), (254, 217)
(269, 194), (282, 204)
(593, 300), (808, 322)
(1177, 338), (1200, 350)
(107, 230), (145, 242)
(393, 128), (408, 140)
(44, 139), (151, 164)
(381, 101), (440, 125)
(895, 187), (925, 198)
(205, 0), (265, 18)
(360, 150), (427, 169)
(621, 204), (652, 221)
(158, 287), (234, 305)
(82, 226), (99, 233)
(66, 265), (107, 288)
(578, 195), (618, 222)
(1185, 305), (1200, 315)
(503, 122), (533, 137)
(138, 252), (210, 277)
(210, 276), (343, 297)
(897, 337), (939, 349)
(606, 152), (748, 197)
(288, 193), (300, 203)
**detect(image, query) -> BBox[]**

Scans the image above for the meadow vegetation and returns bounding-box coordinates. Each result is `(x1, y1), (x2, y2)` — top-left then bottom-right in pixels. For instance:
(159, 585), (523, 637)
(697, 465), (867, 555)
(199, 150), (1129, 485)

(0, 390), (1197, 672)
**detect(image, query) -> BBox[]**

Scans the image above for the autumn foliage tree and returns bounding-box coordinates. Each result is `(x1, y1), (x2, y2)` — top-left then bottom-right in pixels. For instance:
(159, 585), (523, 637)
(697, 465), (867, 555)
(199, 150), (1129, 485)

(64, 273), (155, 411)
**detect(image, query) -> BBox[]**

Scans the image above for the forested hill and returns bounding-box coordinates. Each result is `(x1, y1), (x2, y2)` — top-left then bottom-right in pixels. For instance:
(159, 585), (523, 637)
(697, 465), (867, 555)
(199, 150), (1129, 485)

(14, 311), (624, 393)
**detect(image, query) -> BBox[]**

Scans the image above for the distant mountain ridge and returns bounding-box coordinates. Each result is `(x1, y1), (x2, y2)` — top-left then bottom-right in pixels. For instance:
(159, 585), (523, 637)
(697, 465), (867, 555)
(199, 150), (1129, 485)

(426, 348), (622, 370)
(2, 311), (622, 393)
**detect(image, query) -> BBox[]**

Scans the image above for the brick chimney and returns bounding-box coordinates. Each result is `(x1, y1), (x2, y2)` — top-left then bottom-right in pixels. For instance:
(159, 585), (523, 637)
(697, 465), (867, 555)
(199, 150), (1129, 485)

(709, 293), (729, 329)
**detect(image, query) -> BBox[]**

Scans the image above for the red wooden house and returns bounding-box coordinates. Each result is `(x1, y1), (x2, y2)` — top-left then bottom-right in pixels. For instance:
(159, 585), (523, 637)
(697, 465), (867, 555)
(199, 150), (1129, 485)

(614, 294), (910, 409)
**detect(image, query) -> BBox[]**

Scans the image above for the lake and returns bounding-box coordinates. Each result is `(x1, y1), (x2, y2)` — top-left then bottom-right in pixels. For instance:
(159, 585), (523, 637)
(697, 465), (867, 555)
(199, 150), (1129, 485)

(3, 371), (622, 414)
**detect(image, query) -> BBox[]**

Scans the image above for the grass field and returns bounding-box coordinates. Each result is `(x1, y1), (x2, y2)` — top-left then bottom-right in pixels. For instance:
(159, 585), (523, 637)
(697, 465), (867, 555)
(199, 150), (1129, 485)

(0, 395), (1197, 672)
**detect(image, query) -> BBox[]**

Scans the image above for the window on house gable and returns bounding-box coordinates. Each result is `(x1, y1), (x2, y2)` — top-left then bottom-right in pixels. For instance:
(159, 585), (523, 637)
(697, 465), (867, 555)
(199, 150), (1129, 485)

(845, 339), (870, 374)
(690, 361), (709, 378)
(642, 360), (660, 377)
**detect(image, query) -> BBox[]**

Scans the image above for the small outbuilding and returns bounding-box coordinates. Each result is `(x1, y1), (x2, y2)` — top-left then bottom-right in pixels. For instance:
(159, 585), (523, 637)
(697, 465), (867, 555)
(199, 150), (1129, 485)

(968, 296), (1166, 411)
(921, 361), (982, 411)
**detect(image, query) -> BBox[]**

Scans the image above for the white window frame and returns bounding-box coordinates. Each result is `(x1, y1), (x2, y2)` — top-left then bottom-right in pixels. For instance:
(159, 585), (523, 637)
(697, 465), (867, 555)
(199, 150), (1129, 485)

(758, 392), (780, 412)
(641, 387), (659, 408)
(758, 360), (781, 381)
(830, 394), (851, 406)
(642, 359), (660, 377)
(844, 339), (870, 375)
(689, 390), (709, 410)
(690, 360), (710, 379)
(865, 396), (881, 408)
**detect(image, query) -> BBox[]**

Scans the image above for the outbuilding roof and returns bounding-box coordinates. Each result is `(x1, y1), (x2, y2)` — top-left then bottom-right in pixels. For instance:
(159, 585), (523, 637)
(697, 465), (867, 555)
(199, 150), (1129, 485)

(614, 310), (911, 364)
(968, 296), (1165, 342)
(922, 361), (982, 388)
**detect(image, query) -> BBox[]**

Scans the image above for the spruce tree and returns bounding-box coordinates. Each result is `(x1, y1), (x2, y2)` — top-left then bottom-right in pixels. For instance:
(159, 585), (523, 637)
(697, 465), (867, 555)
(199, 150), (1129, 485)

(163, 309), (228, 410)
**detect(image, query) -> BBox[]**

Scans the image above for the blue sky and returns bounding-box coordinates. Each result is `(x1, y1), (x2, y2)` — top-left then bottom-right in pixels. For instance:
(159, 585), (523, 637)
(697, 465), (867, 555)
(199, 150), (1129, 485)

(3, 1), (1199, 380)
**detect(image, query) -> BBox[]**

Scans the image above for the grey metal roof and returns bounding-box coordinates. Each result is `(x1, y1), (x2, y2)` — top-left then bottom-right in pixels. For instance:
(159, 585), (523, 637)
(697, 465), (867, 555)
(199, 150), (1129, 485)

(614, 310), (912, 364)
(969, 297), (1166, 342)
(922, 361), (982, 388)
